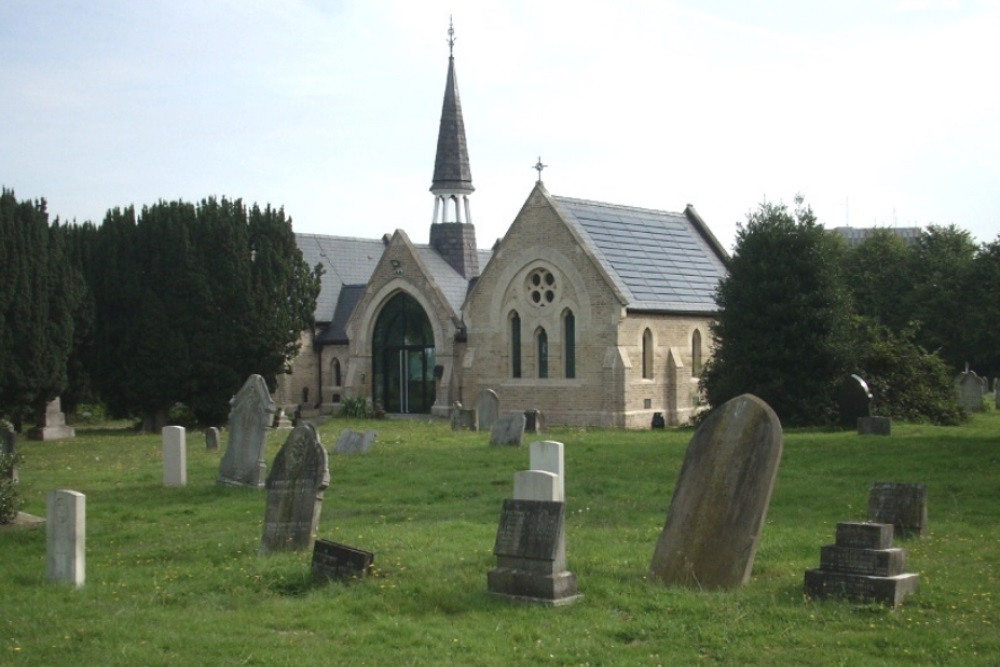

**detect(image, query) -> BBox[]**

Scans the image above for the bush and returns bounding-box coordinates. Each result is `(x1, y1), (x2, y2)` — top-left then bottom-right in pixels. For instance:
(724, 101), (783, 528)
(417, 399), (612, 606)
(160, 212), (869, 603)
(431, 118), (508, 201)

(338, 396), (373, 419)
(0, 450), (23, 524)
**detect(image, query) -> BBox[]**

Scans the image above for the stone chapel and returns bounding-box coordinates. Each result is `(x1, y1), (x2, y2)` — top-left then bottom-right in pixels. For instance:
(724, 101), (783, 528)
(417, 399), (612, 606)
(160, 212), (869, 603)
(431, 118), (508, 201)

(276, 25), (729, 428)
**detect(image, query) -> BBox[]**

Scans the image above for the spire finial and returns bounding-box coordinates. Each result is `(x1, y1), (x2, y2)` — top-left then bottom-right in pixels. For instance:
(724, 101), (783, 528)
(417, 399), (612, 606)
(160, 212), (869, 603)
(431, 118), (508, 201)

(533, 156), (547, 182)
(447, 16), (455, 57)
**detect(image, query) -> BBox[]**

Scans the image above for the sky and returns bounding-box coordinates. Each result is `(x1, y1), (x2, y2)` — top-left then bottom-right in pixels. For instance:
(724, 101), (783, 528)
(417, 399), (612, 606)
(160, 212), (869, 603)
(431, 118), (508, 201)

(2, 0), (998, 253)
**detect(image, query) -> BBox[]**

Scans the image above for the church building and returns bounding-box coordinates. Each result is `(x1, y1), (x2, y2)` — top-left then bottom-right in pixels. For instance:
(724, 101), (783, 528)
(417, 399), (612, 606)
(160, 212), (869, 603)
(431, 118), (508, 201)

(276, 25), (729, 428)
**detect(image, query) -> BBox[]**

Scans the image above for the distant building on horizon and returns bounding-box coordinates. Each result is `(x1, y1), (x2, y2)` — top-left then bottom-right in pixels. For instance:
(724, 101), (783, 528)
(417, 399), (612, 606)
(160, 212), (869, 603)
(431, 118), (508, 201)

(831, 225), (923, 247)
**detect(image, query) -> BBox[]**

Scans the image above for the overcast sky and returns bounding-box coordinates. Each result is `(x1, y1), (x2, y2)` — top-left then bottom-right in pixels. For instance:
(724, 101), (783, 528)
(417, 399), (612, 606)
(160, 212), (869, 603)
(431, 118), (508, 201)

(2, 0), (997, 253)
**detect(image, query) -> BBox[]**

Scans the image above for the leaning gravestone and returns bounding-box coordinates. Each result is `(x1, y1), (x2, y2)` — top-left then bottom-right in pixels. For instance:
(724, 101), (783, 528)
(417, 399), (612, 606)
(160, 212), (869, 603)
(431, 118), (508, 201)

(28, 397), (75, 441)
(161, 426), (187, 487)
(475, 389), (500, 431)
(312, 540), (374, 582)
(837, 375), (872, 429)
(2, 428), (17, 484)
(956, 370), (985, 412)
(332, 429), (377, 455)
(218, 375), (276, 488)
(649, 393), (783, 589)
(490, 413), (526, 446)
(260, 423), (329, 553)
(868, 482), (928, 539)
(47, 489), (85, 587)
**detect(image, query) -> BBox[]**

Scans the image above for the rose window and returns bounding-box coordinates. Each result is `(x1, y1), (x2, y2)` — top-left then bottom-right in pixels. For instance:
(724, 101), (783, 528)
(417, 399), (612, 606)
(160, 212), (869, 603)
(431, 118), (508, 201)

(526, 268), (557, 307)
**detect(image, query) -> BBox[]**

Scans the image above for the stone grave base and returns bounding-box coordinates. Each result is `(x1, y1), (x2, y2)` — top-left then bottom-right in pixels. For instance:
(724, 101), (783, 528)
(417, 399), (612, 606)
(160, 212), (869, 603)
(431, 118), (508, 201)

(487, 568), (581, 606)
(804, 570), (919, 607)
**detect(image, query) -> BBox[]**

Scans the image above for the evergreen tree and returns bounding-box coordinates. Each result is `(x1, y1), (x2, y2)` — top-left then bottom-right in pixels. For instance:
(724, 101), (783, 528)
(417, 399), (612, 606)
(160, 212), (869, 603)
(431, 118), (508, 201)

(966, 235), (1000, 379)
(844, 229), (915, 332)
(701, 196), (854, 426)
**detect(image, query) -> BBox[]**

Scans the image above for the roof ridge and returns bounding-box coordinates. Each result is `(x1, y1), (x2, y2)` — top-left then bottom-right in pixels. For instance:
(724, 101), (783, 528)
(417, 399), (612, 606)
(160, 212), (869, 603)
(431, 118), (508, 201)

(553, 195), (685, 218)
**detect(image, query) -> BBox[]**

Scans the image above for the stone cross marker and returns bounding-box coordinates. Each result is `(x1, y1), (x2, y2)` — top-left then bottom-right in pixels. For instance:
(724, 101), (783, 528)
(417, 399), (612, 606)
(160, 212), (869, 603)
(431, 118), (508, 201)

(332, 429), (377, 455)
(868, 482), (928, 539)
(649, 393), (783, 589)
(218, 374), (276, 488)
(529, 440), (564, 502)
(837, 374), (872, 429)
(162, 426), (187, 487)
(490, 413), (526, 446)
(956, 370), (985, 412)
(260, 423), (330, 553)
(475, 388), (500, 431)
(47, 489), (85, 587)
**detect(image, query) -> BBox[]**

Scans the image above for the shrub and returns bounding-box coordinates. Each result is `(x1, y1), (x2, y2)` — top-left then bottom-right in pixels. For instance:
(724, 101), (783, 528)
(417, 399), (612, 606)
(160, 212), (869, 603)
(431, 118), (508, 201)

(338, 396), (373, 419)
(0, 450), (23, 524)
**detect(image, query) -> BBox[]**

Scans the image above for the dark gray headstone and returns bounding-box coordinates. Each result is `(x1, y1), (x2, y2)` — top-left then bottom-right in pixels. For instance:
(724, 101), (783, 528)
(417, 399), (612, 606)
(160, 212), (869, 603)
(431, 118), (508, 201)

(475, 389), (500, 430)
(524, 409), (544, 434)
(649, 393), (783, 590)
(956, 370), (985, 412)
(868, 482), (928, 539)
(260, 423), (329, 553)
(218, 374), (276, 488)
(450, 403), (478, 431)
(332, 429), (377, 455)
(838, 375), (872, 429)
(857, 416), (891, 436)
(490, 414), (526, 446)
(311, 539), (374, 582)
(1, 429), (16, 484)
(835, 521), (894, 549)
(204, 427), (220, 451)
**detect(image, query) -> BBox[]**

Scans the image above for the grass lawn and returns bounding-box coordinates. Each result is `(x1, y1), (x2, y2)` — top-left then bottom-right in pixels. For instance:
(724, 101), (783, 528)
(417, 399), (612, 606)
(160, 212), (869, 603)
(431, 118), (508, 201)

(2, 408), (999, 666)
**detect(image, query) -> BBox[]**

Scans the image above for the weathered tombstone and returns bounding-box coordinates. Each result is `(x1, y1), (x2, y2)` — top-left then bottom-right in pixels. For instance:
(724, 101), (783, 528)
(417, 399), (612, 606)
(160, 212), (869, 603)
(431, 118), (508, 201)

(804, 521), (919, 607)
(161, 426), (187, 487)
(529, 440), (564, 502)
(487, 499), (581, 605)
(857, 416), (892, 436)
(273, 407), (294, 429)
(490, 414), (526, 446)
(217, 375), (275, 488)
(205, 426), (220, 451)
(311, 539), (374, 582)
(868, 482), (928, 539)
(956, 370), (985, 412)
(649, 393), (783, 589)
(2, 429), (17, 484)
(475, 389), (500, 431)
(513, 470), (559, 501)
(260, 423), (330, 553)
(28, 397), (75, 441)
(524, 409), (544, 434)
(47, 489), (85, 587)
(332, 429), (377, 455)
(837, 375), (872, 429)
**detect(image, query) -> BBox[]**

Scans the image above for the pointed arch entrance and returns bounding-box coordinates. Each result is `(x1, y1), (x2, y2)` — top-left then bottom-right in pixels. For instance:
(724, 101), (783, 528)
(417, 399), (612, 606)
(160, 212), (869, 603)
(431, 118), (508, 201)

(372, 292), (436, 414)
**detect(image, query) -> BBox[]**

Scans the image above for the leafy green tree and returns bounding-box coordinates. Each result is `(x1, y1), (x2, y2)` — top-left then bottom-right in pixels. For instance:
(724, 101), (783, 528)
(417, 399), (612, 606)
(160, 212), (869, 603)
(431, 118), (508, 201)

(964, 235), (1000, 379)
(844, 229), (915, 332)
(701, 196), (854, 426)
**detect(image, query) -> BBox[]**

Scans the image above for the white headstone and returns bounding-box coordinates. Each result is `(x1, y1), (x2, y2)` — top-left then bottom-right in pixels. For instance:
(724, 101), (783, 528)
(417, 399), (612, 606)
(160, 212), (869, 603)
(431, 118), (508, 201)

(513, 470), (560, 501)
(529, 440), (565, 502)
(47, 489), (85, 587)
(162, 426), (187, 486)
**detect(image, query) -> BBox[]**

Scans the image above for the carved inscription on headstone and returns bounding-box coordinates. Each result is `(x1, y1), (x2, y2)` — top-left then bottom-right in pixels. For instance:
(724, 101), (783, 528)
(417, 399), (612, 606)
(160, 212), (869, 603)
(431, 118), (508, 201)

(311, 539), (374, 582)
(218, 374), (275, 488)
(260, 423), (329, 553)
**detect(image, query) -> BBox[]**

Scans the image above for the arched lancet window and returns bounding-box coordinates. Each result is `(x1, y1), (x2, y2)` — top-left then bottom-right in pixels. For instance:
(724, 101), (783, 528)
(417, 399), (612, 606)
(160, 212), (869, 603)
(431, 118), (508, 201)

(692, 329), (703, 377)
(563, 309), (575, 379)
(537, 327), (549, 379)
(510, 311), (522, 378)
(642, 328), (653, 379)
(332, 358), (342, 387)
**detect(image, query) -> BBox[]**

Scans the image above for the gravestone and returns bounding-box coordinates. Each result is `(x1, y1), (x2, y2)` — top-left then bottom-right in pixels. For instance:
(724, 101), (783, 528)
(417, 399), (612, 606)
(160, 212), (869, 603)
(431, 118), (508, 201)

(2, 429), (17, 484)
(47, 489), (85, 587)
(451, 402), (478, 431)
(524, 409), (544, 434)
(217, 375), (275, 488)
(161, 426), (187, 487)
(205, 427), (220, 451)
(837, 375), (872, 429)
(956, 370), (984, 412)
(804, 522), (919, 607)
(28, 397), (75, 441)
(332, 429), (377, 455)
(312, 539), (374, 582)
(273, 407), (294, 429)
(260, 423), (330, 553)
(487, 499), (581, 605)
(529, 440), (564, 502)
(857, 416), (891, 436)
(475, 389), (500, 431)
(490, 414), (526, 446)
(649, 393), (783, 589)
(868, 482), (928, 539)
(513, 470), (560, 501)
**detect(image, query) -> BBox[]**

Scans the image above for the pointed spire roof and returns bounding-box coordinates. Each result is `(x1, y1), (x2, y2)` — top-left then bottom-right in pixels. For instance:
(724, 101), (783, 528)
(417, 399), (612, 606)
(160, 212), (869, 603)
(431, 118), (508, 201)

(431, 19), (474, 194)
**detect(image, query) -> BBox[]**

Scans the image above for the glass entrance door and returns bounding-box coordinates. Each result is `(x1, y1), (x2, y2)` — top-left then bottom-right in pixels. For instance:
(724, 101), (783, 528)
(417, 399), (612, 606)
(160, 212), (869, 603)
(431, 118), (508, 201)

(372, 293), (436, 414)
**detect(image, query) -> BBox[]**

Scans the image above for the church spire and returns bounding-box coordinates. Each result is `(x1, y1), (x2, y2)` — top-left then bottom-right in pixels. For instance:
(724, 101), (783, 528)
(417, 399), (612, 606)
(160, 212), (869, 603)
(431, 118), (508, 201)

(431, 16), (474, 225)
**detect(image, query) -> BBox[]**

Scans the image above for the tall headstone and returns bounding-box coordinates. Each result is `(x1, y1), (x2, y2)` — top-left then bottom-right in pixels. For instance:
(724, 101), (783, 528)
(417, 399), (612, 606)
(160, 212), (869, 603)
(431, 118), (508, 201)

(837, 375), (872, 429)
(956, 370), (985, 412)
(529, 441), (564, 502)
(489, 413), (526, 446)
(649, 394), (783, 589)
(868, 482), (928, 539)
(218, 375), (275, 488)
(260, 423), (330, 553)
(475, 389), (500, 431)
(2, 428), (17, 484)
(205, 427), (220, 451)
(47, 489), (85, 587)
(332, 429), (377, 455)
(161, 426), (187, 487)
(28, 397), (75, 441)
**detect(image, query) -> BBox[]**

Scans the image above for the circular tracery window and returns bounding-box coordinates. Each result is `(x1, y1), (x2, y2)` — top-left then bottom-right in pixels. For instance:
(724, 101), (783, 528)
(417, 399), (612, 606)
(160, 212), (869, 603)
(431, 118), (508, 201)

(526, 268), (557, 307)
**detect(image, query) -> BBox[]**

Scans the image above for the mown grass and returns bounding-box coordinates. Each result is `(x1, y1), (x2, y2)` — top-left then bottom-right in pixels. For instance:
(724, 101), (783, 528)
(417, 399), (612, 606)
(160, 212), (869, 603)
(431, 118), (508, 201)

(2, 409), (999, 666)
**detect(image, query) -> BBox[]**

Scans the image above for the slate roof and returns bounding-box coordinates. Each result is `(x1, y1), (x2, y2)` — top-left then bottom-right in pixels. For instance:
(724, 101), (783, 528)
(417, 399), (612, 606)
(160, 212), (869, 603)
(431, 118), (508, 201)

(553, 196), (729, 313)
(296, 234), (384, 322)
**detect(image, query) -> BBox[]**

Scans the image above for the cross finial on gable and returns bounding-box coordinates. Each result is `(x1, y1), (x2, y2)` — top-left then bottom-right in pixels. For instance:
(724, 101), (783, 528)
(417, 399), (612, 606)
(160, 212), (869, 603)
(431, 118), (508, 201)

(533, 156), (547, 182)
